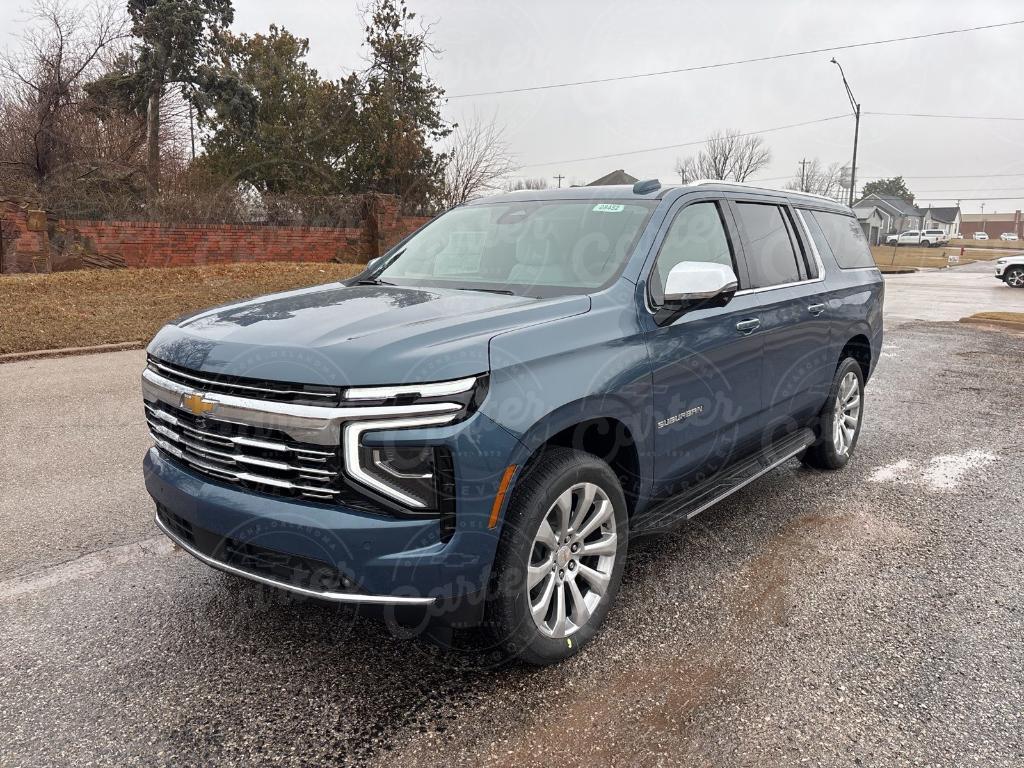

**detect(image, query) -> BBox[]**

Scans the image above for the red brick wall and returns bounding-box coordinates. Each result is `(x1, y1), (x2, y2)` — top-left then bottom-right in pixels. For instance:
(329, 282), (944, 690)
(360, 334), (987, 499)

(0, 194), (433, 274)
(63, 219), (369, 268)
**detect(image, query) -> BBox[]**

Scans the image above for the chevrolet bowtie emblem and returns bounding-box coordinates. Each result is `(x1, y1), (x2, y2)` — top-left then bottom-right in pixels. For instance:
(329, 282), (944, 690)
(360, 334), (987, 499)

(181, 392), (216, 416)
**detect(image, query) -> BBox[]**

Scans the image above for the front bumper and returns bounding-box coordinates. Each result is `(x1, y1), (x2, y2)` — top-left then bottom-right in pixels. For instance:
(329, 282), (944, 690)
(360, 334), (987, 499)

(144, 402), (523, 621)
(153, 503), (433, 606)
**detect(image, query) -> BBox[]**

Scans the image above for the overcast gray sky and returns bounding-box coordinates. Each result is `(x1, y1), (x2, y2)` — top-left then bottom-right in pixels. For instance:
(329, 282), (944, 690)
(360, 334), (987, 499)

(6, 0), (1024, 212)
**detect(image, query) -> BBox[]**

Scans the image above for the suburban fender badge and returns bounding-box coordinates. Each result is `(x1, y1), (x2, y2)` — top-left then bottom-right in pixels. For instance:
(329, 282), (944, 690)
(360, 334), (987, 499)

(181, 392), (216, 416)
(657, 405), (704, 430)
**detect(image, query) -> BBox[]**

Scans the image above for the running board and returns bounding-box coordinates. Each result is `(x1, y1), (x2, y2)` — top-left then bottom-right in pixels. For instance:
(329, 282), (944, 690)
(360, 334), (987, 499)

(631, 428), (815, 537)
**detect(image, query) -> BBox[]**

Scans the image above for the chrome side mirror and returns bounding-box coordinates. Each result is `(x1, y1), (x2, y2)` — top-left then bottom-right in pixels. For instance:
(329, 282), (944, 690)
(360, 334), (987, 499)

(664, 261), (738, 303)
(656, 261), (739, 325)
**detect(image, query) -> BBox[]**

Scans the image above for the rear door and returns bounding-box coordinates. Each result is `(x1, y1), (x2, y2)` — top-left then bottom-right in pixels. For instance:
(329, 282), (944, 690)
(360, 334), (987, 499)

(728, 198), (833, 439)
(640, 194), (765, 495)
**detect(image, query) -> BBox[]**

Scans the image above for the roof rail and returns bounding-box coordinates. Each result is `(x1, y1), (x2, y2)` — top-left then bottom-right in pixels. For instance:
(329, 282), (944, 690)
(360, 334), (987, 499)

(685, 179), (843, 204)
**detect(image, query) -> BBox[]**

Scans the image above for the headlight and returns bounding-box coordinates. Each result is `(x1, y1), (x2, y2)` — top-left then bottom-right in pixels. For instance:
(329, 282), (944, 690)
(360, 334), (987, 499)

(360, 444), (439, 508)
(341, 376), (486, 512)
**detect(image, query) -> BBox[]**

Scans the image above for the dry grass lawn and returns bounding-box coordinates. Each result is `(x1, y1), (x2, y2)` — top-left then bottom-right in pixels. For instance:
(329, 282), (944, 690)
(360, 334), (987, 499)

(950, 238), (1023, 251)
(869, 244), (1010, 269)
(0, 262), (362, 356)
(964, 311), (1024, 326)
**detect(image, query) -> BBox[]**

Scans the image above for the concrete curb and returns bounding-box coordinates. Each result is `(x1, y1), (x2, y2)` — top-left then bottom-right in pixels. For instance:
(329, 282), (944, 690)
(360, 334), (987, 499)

(0, 341), (145, 364)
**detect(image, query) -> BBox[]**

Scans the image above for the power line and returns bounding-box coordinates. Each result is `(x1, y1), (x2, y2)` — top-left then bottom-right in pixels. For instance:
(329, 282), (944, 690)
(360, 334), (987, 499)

(872, 172), (1024, 179)
(913, 186), (1024, 193)
(448, 19), (1024, 99)
(517, 114), (848, 168)
(915, 196), (1024, 201)
(865, 111), (1024, 121)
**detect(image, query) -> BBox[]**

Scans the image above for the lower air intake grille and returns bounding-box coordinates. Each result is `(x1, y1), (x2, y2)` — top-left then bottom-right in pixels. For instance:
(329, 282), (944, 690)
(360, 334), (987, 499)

(157, 505), (358, 593)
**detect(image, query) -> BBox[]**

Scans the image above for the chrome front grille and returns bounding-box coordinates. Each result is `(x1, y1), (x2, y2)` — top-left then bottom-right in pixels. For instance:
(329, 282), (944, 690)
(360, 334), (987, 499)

(147, 357), (342, 406)
(144, 402), (342, 501)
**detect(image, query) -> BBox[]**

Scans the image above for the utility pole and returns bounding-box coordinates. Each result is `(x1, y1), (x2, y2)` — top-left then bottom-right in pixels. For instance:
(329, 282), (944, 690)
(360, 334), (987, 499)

(553, 174), (565, 189)
(831, 58), (860, 207)
(799, 158), (808, 192)
(188, 101), (196, 161)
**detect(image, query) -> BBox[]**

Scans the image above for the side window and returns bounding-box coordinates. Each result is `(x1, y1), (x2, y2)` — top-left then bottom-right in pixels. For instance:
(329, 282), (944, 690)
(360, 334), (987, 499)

(650, 201), (735, 305)
(734, 202), (803, 288)
(810, 210), (874, 269)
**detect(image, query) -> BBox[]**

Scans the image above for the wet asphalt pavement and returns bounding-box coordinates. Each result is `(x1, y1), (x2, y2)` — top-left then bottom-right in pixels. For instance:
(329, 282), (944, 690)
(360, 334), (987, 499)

(2, 275), (1023, 766)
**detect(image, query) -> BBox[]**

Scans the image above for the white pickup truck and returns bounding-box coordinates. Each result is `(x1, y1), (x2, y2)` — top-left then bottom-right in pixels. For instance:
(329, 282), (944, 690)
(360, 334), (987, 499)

(885, 229), (949, 247)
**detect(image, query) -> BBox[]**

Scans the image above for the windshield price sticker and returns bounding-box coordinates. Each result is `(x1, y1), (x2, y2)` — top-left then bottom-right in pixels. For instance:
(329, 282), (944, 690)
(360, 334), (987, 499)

(592, 204), (625, 213)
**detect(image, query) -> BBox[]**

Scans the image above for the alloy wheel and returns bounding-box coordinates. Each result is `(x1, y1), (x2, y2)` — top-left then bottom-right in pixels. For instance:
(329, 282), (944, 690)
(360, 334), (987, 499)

(1007, 269), (1024, 288)
(527, 482), (617, 638)
(832, 371), (861, 455)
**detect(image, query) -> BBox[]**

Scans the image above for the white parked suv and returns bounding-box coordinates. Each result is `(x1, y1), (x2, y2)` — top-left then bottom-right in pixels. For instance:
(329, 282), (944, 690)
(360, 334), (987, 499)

(974, 232), (989, 240)
(885, 229), (947, 247)
(995, 255), (1024, 287)
(999, 232), (1019, 241)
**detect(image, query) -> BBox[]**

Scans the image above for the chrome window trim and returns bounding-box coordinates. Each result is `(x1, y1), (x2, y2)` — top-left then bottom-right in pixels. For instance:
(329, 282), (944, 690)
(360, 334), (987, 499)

(154, 511), (437, 606)
(342, 415), (458, 508)
(344, 376), (477, 401)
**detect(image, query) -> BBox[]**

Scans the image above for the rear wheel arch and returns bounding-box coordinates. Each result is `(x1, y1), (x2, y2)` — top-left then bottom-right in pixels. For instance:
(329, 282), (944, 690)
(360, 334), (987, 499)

(839, 333), (872, 381)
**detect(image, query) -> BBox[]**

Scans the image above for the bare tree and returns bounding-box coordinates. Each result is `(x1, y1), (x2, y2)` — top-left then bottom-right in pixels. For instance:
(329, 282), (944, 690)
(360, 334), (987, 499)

(0, 0), (129, 187)
(439, 114), (517, 208)
(502, 176), (549, 192)
(673, 129), (772, 184)
(785, 158), (844, 199)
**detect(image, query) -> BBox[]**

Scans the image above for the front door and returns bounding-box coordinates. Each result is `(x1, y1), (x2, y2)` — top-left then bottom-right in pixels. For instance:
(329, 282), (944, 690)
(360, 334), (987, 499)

(640, 197), (765, 497)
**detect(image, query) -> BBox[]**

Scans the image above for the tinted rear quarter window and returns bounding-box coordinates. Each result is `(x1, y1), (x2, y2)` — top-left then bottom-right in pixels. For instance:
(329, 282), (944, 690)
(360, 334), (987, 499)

(807, 210), (875, 269)
(734, 202), (803, 288)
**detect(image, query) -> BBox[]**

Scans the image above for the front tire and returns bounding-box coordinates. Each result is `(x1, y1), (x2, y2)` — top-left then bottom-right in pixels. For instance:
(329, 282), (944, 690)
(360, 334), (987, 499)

(1005, 266), (1024, 288)
(801, 357), (865, 470)
(486, 448), (628, 666)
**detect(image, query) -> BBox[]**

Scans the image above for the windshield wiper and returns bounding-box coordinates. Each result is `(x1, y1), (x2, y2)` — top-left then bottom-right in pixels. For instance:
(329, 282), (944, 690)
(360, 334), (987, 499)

(354, 278), (396, 286)
(455, 287), (515, 295)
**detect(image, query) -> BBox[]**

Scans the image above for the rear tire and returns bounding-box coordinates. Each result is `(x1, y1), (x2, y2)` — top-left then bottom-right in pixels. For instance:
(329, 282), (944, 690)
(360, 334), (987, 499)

(801, 357), (865, 470)
(1005, 266), (1024, 288)
(486, 448), (628, 666)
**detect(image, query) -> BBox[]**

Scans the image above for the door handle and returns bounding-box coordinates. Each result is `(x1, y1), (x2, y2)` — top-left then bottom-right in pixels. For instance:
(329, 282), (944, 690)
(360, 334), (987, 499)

(735, 318), (761, 335)
(808, 303), (826, 316)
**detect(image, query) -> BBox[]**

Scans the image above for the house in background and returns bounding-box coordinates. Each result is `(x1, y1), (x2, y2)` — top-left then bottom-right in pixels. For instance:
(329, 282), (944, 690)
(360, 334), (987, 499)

(586, 169), (639, 186)
(852, 193), (961, 244)
(921, 206), (961, 237)
(853, 194), (922, 244)
(960, 210), (1022, 239)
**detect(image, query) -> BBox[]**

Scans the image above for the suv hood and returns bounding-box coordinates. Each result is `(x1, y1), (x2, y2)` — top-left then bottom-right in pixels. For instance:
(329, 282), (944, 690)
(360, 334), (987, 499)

(148, 283), (590, 386)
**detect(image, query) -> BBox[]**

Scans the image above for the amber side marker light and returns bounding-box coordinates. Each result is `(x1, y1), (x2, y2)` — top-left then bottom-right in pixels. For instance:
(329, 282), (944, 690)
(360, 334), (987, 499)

(488, 465), (518, 529)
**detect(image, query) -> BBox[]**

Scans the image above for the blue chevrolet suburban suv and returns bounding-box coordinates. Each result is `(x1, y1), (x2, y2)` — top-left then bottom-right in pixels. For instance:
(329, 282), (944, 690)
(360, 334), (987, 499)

(143, 180), (883, 665)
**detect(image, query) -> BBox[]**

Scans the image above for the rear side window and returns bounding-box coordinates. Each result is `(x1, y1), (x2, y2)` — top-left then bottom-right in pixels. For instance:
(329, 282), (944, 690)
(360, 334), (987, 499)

(734, 202), (804, 288)
(808, 210), (875, 269)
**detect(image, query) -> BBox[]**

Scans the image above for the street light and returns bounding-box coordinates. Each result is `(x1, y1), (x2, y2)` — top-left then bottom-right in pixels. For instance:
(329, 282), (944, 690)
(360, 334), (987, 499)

(831, 57), (861, 207)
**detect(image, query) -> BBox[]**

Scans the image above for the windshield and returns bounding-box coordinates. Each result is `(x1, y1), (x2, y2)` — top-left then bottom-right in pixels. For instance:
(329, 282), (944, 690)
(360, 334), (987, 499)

(374, 199), (656, 297)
